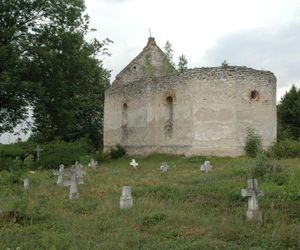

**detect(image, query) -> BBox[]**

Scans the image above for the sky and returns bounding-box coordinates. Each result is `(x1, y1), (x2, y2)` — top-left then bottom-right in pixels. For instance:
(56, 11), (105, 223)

(1, 0), (299, 144)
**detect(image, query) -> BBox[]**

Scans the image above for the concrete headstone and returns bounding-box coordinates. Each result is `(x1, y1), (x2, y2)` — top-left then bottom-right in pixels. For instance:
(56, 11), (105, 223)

(88, 159), (98, 169)
(120, 186), (133, 209)
(130, 159), (138, 169)
(200, 161), (212, 173)
(23, 178), (30, 190)
(241, 179), (264, 223)
(160, 162), (169, 173)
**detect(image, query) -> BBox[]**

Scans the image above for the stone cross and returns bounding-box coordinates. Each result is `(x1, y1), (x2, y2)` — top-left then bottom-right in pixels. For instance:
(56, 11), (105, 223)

(54, 164), (65, 186)
(74, 161), (86, 184)
(130, 159), (138, 169)
(200, 161), (212, 173)
(241, 179), (264, 223)
(63, 169), (79, 200)
(88, 159), (98, 169)
(160, 162), (169, 173)
(23, 178), (30, 190)
(34, 144), (43, 161)
(120, 186), (133, 209)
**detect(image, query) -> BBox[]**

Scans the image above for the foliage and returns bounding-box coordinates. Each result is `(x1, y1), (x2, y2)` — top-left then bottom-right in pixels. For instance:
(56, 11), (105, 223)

(0, 140), (93, 170)
(0, 0), (111, 148)
(141, 211), (167, 226)
(162, 41), (176, 74)
(277, 85), (300, 140)
(141, 53), (155, 77)
(250, 153), (274, 178)
(244, 128), (262, 157)
(38, 140), (93, 169)
(177, 54), (188, 73)
(269, 139), (300, 159)
(0, 0), (38, 133)
(221, 60), (229, 68)
(109, 144), (126, 159)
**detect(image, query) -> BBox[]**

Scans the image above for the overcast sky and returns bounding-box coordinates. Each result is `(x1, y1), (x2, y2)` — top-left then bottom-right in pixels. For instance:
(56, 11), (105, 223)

(1, 0), (299, 144)
(86, 0), (300, 99)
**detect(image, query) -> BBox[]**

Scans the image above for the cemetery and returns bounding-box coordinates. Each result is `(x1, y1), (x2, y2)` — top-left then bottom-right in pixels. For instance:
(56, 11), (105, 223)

(1, 1), (300, 249)
(1, 152), (300, 249)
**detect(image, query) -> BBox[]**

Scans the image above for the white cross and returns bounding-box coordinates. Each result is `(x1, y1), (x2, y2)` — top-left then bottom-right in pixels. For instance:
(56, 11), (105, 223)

(130, 159), (138, 169)
(34, 144), (43, 161)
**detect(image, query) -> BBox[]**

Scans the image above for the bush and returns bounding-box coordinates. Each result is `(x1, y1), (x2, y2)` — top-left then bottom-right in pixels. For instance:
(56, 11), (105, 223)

(244, 128), (262, 157)
(109, 144), (126, 159)
(141, 212), (167, 226)
(270, 139), (300, 159)
(39, 139), (93, 169)
(0, 139), (94, 170)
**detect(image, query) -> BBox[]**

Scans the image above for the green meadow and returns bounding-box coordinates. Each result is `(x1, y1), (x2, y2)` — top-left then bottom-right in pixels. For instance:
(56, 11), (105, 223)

(1, 155), (300, 249)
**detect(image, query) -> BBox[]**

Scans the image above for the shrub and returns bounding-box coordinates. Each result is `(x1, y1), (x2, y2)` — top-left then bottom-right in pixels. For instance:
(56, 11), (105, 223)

(109, 144), (126, 159)
(0, 139), (93, 170)
(270, 139), (300, 159)
(244, 128), (262, 157)
(251, 153), (273, 178)
(39, 139), (93, 169)
(141, 212), (167, 226)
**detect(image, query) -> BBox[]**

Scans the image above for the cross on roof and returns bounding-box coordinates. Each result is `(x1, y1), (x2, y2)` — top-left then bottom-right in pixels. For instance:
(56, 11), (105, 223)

(130, 159), (138, 169)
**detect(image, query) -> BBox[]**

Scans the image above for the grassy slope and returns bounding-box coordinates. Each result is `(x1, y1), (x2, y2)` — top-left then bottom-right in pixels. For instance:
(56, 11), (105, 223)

(0, 155), (300, 250)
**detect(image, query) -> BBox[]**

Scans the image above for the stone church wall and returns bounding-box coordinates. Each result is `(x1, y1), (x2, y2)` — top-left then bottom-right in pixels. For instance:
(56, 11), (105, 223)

(104, 66), (276, 156)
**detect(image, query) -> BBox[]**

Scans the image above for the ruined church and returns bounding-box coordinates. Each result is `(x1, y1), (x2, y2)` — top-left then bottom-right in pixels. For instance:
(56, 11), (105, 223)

(103, 37), (277, 156)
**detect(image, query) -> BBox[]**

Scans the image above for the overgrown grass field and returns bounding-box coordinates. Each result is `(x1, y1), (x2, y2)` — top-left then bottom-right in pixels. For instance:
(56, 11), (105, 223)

(1, 155), (300, 249)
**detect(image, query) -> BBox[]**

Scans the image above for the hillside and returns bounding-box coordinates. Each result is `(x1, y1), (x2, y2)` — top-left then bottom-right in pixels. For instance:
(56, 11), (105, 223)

(1, 155), (300, 249)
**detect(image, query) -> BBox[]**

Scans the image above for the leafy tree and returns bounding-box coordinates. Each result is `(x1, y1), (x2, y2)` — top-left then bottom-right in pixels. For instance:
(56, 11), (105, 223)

(178, 54), (188, 73)
(221, 60), (229, 68)
(277, 85), (300, 140)
(164, 41), (175, 72)
(1, 0), (111, 148)
(28, 1), (111, 148)
(0, 0), (41, 134)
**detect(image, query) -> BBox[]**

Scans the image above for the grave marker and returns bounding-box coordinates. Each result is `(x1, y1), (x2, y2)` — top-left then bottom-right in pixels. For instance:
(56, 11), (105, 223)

(88, 159), (98, 169)
(241, 179), (264, 223)
(130, 159), (138, 169)
(120, 186), (133, 209)
(200, 161), (212, 173)
(160, 162), (169, 173)
(23, 178), (30, 190)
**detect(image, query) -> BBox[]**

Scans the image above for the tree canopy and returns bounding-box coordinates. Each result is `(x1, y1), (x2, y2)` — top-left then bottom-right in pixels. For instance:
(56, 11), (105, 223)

(0, 0), (111, 147)
(277, 85), (300, 140)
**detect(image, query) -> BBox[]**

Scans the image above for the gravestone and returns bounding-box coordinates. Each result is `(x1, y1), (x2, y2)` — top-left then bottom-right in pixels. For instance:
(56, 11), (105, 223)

(160, 162), (169, 173)
(54, 164), (65, 186)
(120, 186), (133, 209)
(88, 159), (98, 169)
(23, 178), (30, 190)
(200, 161), (212, 173)
(130, 159), (138, 169)
(241, 179), (264, 223)
(74, 161), (86, 184)
(64, 170), (79, 200)
(34, 144), (43, 161)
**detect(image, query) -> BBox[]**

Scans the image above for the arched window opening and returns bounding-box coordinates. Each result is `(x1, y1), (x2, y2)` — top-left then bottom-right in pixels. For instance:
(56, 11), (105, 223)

(165, 96), (173, 134)
(249, 90), (260, 101)
(122, 103), (128, 129)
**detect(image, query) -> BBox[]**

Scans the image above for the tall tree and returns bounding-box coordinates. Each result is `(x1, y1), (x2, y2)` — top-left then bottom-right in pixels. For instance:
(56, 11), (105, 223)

(177, 54), (188, 73)
(0, 0), (111, 147)
(28, 1), (111, 147)
(163, 41), (175, 67)
(0, 0), (41, 134)
(277, 85), (300, 140)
